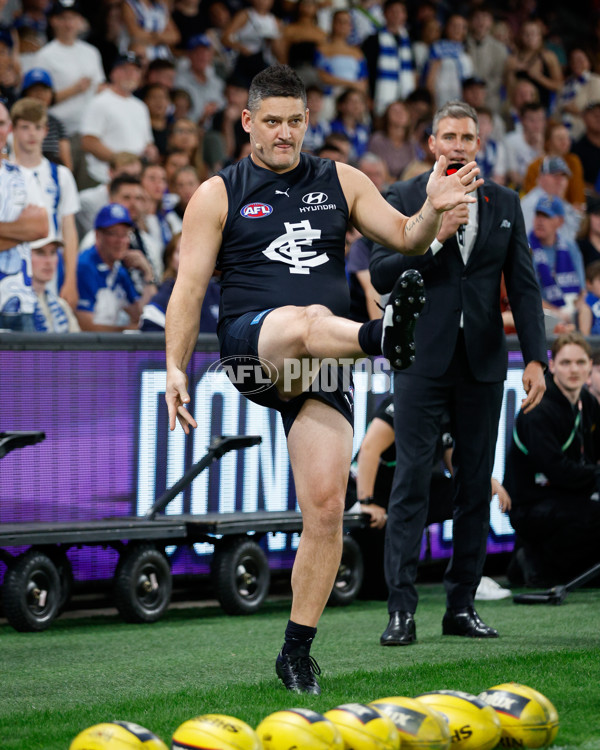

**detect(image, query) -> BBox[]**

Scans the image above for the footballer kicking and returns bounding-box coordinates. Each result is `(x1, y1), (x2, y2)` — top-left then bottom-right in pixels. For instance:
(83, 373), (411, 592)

(165, 65), (482, 695)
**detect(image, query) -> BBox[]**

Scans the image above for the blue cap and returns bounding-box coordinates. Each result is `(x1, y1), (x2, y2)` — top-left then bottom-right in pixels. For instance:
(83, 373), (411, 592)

(22, 68), (54, 92)
(535, 195), (564, 218)
(187, 34), (212, 50)
(94, 203), (134, 229)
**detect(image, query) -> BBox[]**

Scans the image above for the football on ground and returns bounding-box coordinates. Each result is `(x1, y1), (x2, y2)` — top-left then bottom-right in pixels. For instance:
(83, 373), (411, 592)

(171, 714), (261, 750)
(69, 721), (168, 750)
(369, 695), (452, 750)
(256, 708), (344, 750)
(478, 682), (560, 748)
(323, 703), (400, 750)
(416, 690), (502, 750)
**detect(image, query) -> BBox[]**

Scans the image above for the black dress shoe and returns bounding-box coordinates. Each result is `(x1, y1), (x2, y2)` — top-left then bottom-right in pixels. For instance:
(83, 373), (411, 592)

(442, 607), (499, 638)
(380, 611), (416, 645)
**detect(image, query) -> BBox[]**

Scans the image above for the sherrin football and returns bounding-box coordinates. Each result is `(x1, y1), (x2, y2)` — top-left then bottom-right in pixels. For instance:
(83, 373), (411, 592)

(171, 714), (261, 750)
(323, 703), (400, 750)
(70, 721), (168, 750)
(416, 690), (502, 750)
(256, 708), (344, 750)
(369, 696), (452, 750)
(478, 682), (559, 748)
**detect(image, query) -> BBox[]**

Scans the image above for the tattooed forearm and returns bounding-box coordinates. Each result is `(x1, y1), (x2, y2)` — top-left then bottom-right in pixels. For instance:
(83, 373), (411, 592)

(405, 211), (425, 234)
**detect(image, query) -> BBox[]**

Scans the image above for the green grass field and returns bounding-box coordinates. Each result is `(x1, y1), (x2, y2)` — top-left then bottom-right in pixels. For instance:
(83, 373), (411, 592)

(1, 584), (599, 750)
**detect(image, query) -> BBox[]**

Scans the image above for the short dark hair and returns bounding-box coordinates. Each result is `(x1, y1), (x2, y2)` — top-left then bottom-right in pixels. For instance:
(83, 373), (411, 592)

(247, 65), (306, 114)
(551, 331), (592, 360)
(109, 173), (142, 197)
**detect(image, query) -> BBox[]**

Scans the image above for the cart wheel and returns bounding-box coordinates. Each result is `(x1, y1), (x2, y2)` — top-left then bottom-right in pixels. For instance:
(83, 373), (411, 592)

(328, 535), (364, 607)
(3, 550), (61, 632)
(50, 550), (73, 614)
(212, 537), (270, 615)
(113, 544), (172, 623)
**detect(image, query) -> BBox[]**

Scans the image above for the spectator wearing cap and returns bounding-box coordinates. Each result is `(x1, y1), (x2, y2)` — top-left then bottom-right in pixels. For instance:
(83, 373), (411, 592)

(464, 7), (508, 116)
(80, 52), (158, 186)
(528, 194), (584, 327)
(557, 48), (600, 142)
(504, 101), (546, 190)
(20, 67), (72, 169)
(578, 197), (600, 269)
(521, 156), (583, 244)
(361, 0), (416, 118)
(173, 34), (225, 126)
(30, 233), (79, 331)
(32, 0), (105, 137)
(572, 101), (600, 191)
(522, 122), (586, 211)
(122, 0), (180, 63)
(76, 203), (156, 331)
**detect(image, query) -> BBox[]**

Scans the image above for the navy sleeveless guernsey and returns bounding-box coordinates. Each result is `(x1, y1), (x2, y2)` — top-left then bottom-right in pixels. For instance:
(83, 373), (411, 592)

(217, 152), (350, 326)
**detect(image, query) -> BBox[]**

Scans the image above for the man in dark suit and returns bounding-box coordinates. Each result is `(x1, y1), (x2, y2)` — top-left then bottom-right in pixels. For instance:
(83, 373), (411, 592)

(370, 100), (548, 644)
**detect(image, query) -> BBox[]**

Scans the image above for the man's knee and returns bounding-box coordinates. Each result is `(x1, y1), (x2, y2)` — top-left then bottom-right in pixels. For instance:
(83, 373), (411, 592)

(302, 490), (345, 536)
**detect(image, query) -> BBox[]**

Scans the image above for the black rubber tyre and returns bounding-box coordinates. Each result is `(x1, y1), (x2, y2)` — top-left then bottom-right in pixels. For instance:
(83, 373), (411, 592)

(212, 537), (271, 615)
(328, 535), (364, 607)
(113, 544), (172, 623)
(3, 550), (61, 632)
(49, 550), (74, 614)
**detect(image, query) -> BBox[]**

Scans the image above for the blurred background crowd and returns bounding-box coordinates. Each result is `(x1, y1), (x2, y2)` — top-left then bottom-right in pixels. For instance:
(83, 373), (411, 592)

(1, 0), (600, 335)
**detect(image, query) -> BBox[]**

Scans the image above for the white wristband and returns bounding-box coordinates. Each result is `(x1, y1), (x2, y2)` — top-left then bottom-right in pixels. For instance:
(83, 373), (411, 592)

(430, 238), (443, 255)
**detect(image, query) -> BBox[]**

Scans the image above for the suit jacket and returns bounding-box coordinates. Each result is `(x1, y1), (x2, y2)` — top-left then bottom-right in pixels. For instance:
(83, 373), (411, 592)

(370, 171), (548, 381)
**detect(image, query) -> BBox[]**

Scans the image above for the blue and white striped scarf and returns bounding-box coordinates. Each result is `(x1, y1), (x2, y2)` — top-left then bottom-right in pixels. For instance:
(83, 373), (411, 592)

(374, 27), (415, 115)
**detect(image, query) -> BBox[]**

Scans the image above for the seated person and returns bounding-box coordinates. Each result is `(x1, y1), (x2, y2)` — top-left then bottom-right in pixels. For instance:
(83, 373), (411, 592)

(346, 395), (511, 600)
(30, 234), (80, 332)
(528, 195), (585, 328)
(505, 332), (600, 587)
(76, 204), (156, 332)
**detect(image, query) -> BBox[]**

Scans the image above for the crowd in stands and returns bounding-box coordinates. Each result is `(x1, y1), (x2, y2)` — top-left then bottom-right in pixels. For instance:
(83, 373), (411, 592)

(0, 0), (599, 335)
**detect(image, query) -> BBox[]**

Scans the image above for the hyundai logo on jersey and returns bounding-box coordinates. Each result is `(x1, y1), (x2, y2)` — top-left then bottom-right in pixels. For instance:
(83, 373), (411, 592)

(241, 202), (273, 218)
(302, 192), (328, 205)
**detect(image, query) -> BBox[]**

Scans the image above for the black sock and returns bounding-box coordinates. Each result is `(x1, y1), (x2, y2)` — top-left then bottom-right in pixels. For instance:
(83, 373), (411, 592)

(358, 319), (383, 356)
(281, 620), (317, 655)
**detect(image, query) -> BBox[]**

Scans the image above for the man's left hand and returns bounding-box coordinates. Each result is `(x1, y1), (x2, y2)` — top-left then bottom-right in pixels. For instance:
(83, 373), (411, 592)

(521, 361), (546, 413)
(425, 155), (484, 213)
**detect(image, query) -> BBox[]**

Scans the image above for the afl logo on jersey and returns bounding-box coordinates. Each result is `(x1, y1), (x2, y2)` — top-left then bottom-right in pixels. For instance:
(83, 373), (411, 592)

(302, 192), (328, 205)
(241, 202), (273, 218)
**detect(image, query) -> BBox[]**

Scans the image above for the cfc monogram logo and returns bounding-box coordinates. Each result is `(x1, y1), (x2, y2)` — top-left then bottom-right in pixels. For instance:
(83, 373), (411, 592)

(263, 220), (328, 274)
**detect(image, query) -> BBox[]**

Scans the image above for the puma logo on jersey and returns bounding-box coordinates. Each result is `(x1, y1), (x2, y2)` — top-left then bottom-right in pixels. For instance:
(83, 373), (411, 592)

(275, 188), (290, 196)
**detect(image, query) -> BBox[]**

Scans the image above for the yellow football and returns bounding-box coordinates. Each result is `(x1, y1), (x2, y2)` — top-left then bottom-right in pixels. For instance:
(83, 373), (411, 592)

(256, 708), (344, 750)
(416, 690), (502, 750)
(478, 682), (559, 748)
(171, 714), (261, 750)
(70, 721), (168, 750)
(323, 703), (400, 750)
(369, 696), (452, 750)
